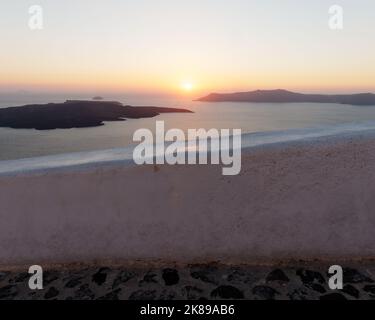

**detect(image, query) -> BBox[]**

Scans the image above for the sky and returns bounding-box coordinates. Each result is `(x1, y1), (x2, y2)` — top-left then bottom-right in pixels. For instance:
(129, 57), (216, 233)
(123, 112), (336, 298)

(0, 0), (374, 96)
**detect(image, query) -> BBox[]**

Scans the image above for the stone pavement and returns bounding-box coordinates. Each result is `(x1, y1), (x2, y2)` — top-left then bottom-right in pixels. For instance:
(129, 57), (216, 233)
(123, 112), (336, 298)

(1, 262), (375, 300)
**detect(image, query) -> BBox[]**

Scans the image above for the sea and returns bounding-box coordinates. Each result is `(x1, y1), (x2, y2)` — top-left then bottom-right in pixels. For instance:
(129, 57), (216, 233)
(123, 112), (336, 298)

(2, 92), (375, 161)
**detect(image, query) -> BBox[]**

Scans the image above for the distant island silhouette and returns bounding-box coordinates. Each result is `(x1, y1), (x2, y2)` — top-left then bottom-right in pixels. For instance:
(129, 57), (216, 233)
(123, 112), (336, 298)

(197, 89), (375, 105)
(0, 100), (192, 130)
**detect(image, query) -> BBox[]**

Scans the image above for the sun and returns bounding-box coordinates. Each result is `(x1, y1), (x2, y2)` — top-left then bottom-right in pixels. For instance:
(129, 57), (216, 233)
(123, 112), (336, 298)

(180, 81), (194, 92)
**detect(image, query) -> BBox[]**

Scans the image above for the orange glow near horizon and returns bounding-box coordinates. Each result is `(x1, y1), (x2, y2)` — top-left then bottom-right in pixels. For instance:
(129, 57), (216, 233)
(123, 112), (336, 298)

(2, 47), (375, 96)
(2, 62), (375, 95)
(1, 1), (375, 96)
(2, 69), (375, 96)
(2, 50), (375, 96)
(3, 75), (375, 96)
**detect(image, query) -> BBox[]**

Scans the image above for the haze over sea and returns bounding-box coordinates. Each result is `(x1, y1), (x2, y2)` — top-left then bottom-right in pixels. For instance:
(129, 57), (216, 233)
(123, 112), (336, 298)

(2, 92), (375, 161)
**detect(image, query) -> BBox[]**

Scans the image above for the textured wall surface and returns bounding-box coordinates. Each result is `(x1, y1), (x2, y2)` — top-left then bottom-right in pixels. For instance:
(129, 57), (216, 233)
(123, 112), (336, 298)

(1, 136), (375, 266)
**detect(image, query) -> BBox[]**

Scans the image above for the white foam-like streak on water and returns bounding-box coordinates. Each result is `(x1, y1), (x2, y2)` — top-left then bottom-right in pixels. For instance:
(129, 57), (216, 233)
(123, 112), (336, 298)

(1, 121), (375, 176)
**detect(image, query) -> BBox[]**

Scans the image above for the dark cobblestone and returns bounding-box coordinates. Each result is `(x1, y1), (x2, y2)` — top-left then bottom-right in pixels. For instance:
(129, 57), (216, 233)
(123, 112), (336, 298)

(190, 265), (219, 285)
(92, 268), (109, 286)
(266, 269), (290, 283)
(112, 271), (135, 289)
(75, 284), (95, 300)
(1, 263), (375, 300)
(129, 290), (157, 300)
(211, 285), (244, 299)
(363, 285), (375, 295)
(97, 288), (121, 300)
(297, 269), (325, 284)
(44, 287), (59, 299)
(162, 269), (179, 286)
(343, 268), (373, 284)
(252, 286), (279, 300)
(182, 286), (204, 300)
(0, 285), (18, 299)
(139, 272), (158, 286)
(320, 293), (347, 300)
(342, 284), (360, 299)
(65, 277), (82, 289)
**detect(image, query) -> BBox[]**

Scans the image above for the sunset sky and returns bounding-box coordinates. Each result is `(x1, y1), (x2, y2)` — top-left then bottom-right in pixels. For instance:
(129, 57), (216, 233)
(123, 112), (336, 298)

(1, 0), (375, 95)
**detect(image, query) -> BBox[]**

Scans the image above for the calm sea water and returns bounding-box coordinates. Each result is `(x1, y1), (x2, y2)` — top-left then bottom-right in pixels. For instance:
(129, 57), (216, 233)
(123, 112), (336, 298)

(2, 93), (375, 161)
